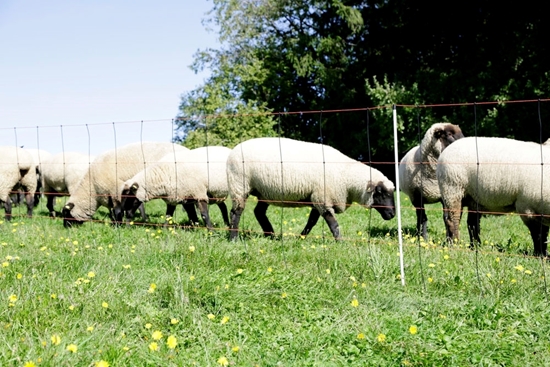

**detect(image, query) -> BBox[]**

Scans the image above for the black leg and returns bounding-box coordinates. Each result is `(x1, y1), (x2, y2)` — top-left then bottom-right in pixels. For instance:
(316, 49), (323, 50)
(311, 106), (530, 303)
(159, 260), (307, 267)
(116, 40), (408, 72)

(229, 206), (244, 240)
(253, 200), (274, 237)
(183, 203), (199, 225)
(322, 210), (341, 240)
(466, 207), (481, 248)
(46, 194), (57, 217)
(3, 197), (12, 221)
(524, 218), (549, 256)
(24, 191), (34, 217)
(217, 202), (230, 227)
(412, 196), (428, 240)
(197, 200), (213, 230)
(300, 207), (321, 237)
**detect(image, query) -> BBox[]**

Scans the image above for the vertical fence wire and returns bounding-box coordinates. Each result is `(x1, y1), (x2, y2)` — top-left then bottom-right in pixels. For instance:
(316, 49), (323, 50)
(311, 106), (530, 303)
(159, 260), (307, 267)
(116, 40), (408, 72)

(414, 107), (427, 291)
(537, 99), (549, 300)
(392, 105), (405, 286)
(472, 102), (484, 295)
(318, 111), (327, 245)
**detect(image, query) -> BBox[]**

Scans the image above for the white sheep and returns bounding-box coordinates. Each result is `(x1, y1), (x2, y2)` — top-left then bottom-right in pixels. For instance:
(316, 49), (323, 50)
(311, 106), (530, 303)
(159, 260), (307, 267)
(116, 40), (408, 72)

(398, 123), (464, 239)
(62, 142), (189, 227)
(226, 137), (396, 240)
(437, 136), (550, 256)
(0, 146), (38, 220)
(10, 148), (52, 208)
(121, 146), (231, 229)
(41, 152), (96, 217)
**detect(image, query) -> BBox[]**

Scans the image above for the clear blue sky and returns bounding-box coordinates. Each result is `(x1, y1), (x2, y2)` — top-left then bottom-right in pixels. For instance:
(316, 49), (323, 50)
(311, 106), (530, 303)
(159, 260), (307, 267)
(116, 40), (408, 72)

(0, 0), (218, 155)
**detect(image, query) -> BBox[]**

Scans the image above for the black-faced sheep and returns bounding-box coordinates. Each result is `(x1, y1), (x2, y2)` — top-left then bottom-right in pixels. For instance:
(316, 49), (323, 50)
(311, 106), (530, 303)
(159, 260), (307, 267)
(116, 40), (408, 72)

(0, 146), (37, 220)
(121, 146), (231, 229)
(62, 142), (189, 227)
(227, 137), (396, 240)
(437, 137), (550, 256)
(398, 123), (464, 239)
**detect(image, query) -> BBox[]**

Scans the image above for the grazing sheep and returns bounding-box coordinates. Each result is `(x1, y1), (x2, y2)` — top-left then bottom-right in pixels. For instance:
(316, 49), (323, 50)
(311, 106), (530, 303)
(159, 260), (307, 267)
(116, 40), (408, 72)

(41, 152), (96, 217)
(62, 142), (189, 227)
(0, 146), (38, 220)
(398, 123), (464, 239)
(437, 136), (550, 256)
(121, 146), (231, 229)
(10, 148), (52, 208)
(227, 137), (396, 240)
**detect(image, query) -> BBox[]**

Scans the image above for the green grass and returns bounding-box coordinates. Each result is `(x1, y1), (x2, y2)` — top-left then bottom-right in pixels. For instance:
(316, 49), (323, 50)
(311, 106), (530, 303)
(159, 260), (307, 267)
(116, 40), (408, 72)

(1, 194), (550, 366)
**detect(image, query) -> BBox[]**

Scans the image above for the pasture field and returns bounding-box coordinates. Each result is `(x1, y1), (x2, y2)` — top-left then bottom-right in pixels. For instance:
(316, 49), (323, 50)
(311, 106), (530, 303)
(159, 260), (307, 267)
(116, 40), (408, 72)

(1, 194), (549, 366)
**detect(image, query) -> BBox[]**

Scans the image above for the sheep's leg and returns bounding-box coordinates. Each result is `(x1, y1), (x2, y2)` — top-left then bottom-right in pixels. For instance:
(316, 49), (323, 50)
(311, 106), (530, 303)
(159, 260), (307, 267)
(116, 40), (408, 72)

(412, 195), (428, 240)
(197, 200), (213, 231)
(3, 197), (12, 221)
(253, 200), (275, 238)
(217, 202), (230, 227)
(183, 203), (199, 225)
(322, 210), (341, 240)
(229, 199), (246, 241)
(466, 208), (481, 248)
(46, 194), (57, 217)
(24, 190), (34, 218)
(137, 203), (148, 222)
(523, 218), (549, 257)
(300, 208), (321, 237)
(443, 200), (461, 244)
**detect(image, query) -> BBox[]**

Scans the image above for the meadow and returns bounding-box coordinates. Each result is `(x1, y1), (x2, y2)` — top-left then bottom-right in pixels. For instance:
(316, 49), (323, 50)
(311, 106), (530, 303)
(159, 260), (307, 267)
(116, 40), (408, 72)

(1, 194), (549, 366)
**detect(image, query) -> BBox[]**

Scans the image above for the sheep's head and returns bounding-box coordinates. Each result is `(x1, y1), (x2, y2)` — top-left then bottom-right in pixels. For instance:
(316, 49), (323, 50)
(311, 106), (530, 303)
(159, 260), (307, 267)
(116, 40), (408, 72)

(368, 180), (396, 220)
(121, 182), (143, 221)
(433, 124), (464, 150)
(62, 203), (84, 228)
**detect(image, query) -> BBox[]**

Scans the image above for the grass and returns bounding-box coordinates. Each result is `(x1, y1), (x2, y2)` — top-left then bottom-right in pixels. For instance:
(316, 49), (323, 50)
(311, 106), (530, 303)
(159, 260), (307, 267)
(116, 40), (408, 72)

(1, 193), (550, 366)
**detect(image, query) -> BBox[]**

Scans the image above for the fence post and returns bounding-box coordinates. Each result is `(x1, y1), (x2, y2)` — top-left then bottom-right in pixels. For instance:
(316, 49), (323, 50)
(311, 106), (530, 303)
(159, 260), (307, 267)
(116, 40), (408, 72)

(393, 105), (405, 286)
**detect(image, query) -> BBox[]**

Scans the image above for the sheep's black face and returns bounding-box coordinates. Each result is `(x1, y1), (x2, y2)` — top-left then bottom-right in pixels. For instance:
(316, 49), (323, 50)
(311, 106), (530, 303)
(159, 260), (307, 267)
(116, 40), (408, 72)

(121, 184), (141, 221)
(371, 183), (396, 220)
(62, 203), (84, 228)
(435, 124), (465, 150)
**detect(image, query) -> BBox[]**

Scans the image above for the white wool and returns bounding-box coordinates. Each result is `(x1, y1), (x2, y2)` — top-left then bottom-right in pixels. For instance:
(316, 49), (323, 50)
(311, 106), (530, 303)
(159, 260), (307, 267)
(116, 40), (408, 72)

(42, 152), (96, 195)
(0, 146), (37, 202)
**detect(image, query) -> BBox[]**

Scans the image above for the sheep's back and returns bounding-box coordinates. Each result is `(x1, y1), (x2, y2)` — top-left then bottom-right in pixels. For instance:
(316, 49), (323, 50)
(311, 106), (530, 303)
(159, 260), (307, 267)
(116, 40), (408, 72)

(42, 152), (96, 194)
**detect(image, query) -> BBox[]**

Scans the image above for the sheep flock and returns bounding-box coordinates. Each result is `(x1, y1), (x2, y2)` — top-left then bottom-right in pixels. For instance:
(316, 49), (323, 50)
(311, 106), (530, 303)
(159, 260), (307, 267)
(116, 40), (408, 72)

(2, 128), (550, 256)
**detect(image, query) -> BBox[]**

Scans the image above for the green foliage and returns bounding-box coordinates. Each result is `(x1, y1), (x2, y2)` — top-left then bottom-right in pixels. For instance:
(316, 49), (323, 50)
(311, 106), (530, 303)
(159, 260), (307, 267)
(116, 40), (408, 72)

(177, 0), (550, 170)
(1, 194), (550, 365)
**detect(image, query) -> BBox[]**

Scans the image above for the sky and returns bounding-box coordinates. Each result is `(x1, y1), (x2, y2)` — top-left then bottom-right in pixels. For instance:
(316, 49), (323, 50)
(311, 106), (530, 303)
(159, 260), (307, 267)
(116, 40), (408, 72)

(0, 0), (219, 156)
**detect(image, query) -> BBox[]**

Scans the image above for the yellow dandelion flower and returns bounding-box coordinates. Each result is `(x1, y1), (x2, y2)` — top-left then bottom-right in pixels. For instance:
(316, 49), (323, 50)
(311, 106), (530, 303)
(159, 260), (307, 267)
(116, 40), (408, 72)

(351, 298), (359, 308)
(16, 273), (22, 279)
(217, 356), (229, 366)
(88, 271), (95, 278)
(221, 316), (230, 325)
(167, 335), (177, 349)
(409, 325), (418, 335)
(232, 345), (240, 353)
(51, 294), (57, 299)
(525, 270), (532, 275)
(428, 277), (433, 283)
(267, 267), (273, 272)
(495, 257), (500, 262)
(171, 318), (179, 325)
(514, 265), (524, 272)
(357, 333), (365, 340)
(69, 305), (75, 311)
(152, 330), (163, 340)
(236, 268), (243, 274)
(66, 344), (78, 353)
(149, 342), (159, 352)
(189, 245), (195, 252)
(443, 255), (450, 260)
(189, 275), (195, 281)
(24, 362), (36, 367)
(8, 294), (17, 303)
(148, 283), (157, 293)
(207, 313), (216, 320)
(102, 302), (108, 308)
(428, 263), (435, 268)
(51, 334), (61, 345)
(281, 292), (287, 299)
(326, 269), (331, 274)
(377, 333), (386, 342)
(486, 273), (491, 278)
(87, 326), (94, 332)
(123, 264), (131, 269)
(95, 360), (109, 367)
(145, 323), (152, 329)
(511, 279), (517, 283)
(2, 261), (9, 267)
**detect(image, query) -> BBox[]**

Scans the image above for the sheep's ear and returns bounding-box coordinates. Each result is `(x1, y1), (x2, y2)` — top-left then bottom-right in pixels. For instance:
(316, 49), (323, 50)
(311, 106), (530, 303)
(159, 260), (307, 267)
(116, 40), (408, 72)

(130, 182), (139, 194)
(367, 182), (375, 192)
(433, 128), (445, 139)
(64, 202), (74, 211)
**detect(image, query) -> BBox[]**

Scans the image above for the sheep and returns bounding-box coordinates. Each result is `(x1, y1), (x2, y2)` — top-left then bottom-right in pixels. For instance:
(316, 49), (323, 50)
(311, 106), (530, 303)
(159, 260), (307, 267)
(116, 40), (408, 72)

(0, 146), (38, 220)
(398, 123), (464, 240)
(41, 152), (96, 217)
(121, 146), (232, 229)
(436, 136), (550, 256)
(10, 148), (52, 208)
(226, 137), (396, 240)
(62, 142), (189, 227)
